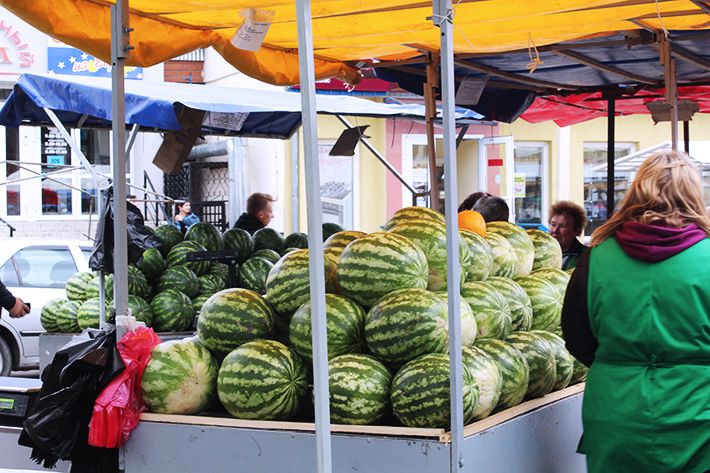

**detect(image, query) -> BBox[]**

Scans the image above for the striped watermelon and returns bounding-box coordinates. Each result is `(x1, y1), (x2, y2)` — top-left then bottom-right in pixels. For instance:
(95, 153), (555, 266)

(217, 339), (308, 420)
(365, 288), (448, 365)
(323, 230), (367, 267)
(391, 353), (478, 428)
(197, 288), (275, 356)
(390, 219), (471, 292)
(289, 294), (366, 363)
(460, 281), (512, 340)
(328, 354), (392, 425)
(322, 222), (345, 242)
(265, 249), (337, 317)
(142, 338), (219, 414)
(527, 229), (563, 270)
(251, 249), (281, 264)
(157, 266), (200, 299)
(474, 338), (529, 409)
(531, 267), (571, 296)
(486, 277), (533, 331)
(55, 300), (81, 333)
(382, 206), (445, 231)
(154, 224), (183, 256)
(128, 295), (153, 326)
(238, 257), (274, 293)
(198, 273), (226, 296)
(222, 227), (254, 263)
(535, 330), (573, 390)
(253, 227), (285, 254)
(127, 265), (151, 299)
(571, 358), (588, 384)
(186, 222), (224, 252)
(514, 275), (563, 331)
(40, 298), (66, 332)
(337, 232), (428, 307)
(84, 274), (113, 301)
(167, 240), (211, 275)
(65, 271), (95, 302)
(139, 248), (166, 282)
(150, 289), (194, 332)
(484, 233), (519, 277)
(208, 263), (229, 285)
(192, 294), (211, 315)
(280, 247), (300, 256)
(486, 222), (535, 276)
(77, 297), (107, 330)
(435, 292), (478, 347)
(463, 346), (503, 420)
(460, 230), (494, 282)
(284, 232), (309, 249)
(506, 331), (556, 399)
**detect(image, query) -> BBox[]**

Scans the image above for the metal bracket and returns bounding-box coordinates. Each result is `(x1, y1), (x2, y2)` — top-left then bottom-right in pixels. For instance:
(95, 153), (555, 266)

(111, 2), (133, 61)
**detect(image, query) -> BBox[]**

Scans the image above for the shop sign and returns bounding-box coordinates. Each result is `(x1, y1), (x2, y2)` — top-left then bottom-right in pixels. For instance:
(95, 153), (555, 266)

(0, 16), (41, 73)
(48, 38), (143, 79)
(488, 158), (504, 167)
(41, 127), (70, 168)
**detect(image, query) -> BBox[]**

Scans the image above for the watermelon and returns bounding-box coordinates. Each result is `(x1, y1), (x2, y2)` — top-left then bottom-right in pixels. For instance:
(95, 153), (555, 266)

(514, 275), (563, 331)
(154, 224), (183, 256)
(486, 222), (535, 276)
(506, 331), (556, 399)
(323, 230), (367, 266)
(127, 265), (150, 299)
(328, 354), (392, 425)
(571, 358), (588, 384)
(474, 338), (529, 409)
(391, 353), (478, 428)
(142, 338), (219, 414)
(139, 248), (166, 282)
(322, 222), (345, 242)
(435, 292), (477, 347)
(55, 300), (81, 333)
(265, 249), (337, 317)
(251, 249), (281, 264)
(192, 294), (211, 315)
(337, 232), (428, 307)
(531, 267), (571, 296)
(527, 229), (563, 270)
(238, 257), (273, 293)
(365, 288), (448, 365)
(382, 206), (445, 231)
(460, 281), (512, 340)
(289, 294), (366, 363)
(484, 233), (519, 278)
(208, 263), (229, 285)
(390, 218), (471, 291)
(186, 222), (224, 252)
(77, 296), (107, 330)
(486, 277), (533, 331)
(463, 346), (503, 420)
(222, 227), (254, 263)
(198, 273), (226, 296)
(460, 230), (494, 282)
(128, 295), (153, 326)
(252, 228), (285, 254)
(167, 240), (211, 275)
(284, 232), (309, 249)
(217, 339), (308, 420)
(197, 288), (275, 356)
(535, 330), (574, 390)
(85, 274), (113, 301)
(150, 289), (194, 332)
(40, 298), (66, 332)
(157, 266), (200, 299)
(65, 271), (95, 302)
(280, 247), (300, 256)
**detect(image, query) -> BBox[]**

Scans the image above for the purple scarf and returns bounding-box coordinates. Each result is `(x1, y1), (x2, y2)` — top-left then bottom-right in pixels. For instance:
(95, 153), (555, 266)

(614, 221), (707, 262)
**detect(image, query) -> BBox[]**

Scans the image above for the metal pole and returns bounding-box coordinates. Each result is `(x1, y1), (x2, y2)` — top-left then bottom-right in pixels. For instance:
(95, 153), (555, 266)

(291, 130), (300, 233)
(683, 121), (690, 154)
(295, 2), (332, 473)
(661, 36), (679, 151)
(606, 96), (615, 219)
(433, 1), (464, 471)
(126, 123), (139, 155)
(98, 190), (107, 329)
(425, 56), (440, 211)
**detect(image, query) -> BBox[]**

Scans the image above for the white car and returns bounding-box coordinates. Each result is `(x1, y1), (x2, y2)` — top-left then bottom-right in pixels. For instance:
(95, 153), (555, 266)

(0, 239), (93, 375)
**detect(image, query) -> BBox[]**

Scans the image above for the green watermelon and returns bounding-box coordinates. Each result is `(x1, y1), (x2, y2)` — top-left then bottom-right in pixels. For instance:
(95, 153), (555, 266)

(77, 296), (107, 330)
(365, 288), (448, 365)
(167, 240), (211, 275)
(40, 298), (66, 332)
(222, 228), (254, 263)
(157, 266), (200, 299)
(337, 232), (428, 307)
(514, 275), (563, 331)
(460, 230), (494, 282)
(142, 338), (219, 414)
(284, 232), (309, 249)
(252, 227), (285, 254)
(217, 339), (308, 420)
(208, 263), (229, 285)
(486, 277), (533, 331)
(128, 295), (153, 326)
(127, 265), (151, 299)
(185, 222), (224, 252)
(486, 222), (535, 276)
(535, 330), (574, 391)
(238, 257), (273, 293)
(463, 346), (503, 420)
(139, 248), (166, 282)
(460, 281), (512, 340)
(65, 271), (95, 302)
(55, 300), (81, 333)
(571, 358), (588, 384)
(435, 292), (478, 347)
(280, 247), (300, 256)
(85, 274), (114, 301)
(328, 354), (392, 425)
(506, 331), (556, 399)
(382, 206), (445, 231)
(192, 294), (211, 315)
(531, 267), (571, 296)
(484, 233), (519, 278)
(391, 353), (478, 428)
(197, 288), (275, 356)
(289, 294), (366, 363)
(474, 338), (529, 409)
(198, 273), (226, 296)
(527, 229), (563, 270)
(154, 224), (183, 256)
(250, 249), (281, 264)
(323, 230), (367, 267)
(150, 289), (194, 332)
(322, 222), (345, 242)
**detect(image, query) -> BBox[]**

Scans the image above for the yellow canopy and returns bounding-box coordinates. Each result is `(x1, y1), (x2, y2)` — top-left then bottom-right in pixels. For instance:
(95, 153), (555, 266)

(1, 0), (708, 85)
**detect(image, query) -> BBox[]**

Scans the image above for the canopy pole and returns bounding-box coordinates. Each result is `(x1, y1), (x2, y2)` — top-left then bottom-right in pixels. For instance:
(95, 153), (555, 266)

(425, 54), (440, 211)
(683, 121), (690, 154)
(432, 1), (464, 472)
(126, 123), (139, 155)
(606, 95), (616, 219)
(291, 130), (300, 233)
(661, 35), (679, 151)
(295, 2), (332, 473)
(98, 189), (107, 329)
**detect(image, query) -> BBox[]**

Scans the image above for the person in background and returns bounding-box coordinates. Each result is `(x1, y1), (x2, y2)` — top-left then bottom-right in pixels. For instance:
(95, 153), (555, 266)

(233, 193), (275, 235)
(473, 195), (510, 223)
(549, 200), (588, 270)
(561, 151), (710, 473)
(0, 280), (29, 319)
(458, 192), (491, 213)
(173, 200), (200, 234)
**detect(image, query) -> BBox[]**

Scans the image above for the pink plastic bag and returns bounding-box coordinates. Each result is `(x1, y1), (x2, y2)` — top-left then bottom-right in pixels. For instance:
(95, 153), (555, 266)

(88, 327), (162, 448)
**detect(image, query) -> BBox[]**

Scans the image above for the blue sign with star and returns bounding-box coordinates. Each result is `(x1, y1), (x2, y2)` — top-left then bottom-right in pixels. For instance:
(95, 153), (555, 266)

(48, 47), (143, 79)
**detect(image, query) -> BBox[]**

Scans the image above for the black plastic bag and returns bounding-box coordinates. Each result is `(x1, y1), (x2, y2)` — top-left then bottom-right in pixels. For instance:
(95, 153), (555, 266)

(89, 187), (163, 273)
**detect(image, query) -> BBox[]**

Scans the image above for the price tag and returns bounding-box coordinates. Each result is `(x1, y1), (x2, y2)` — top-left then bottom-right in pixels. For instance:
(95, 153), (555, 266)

(231, 9), (275, 52)
(0, 397), (15, 410)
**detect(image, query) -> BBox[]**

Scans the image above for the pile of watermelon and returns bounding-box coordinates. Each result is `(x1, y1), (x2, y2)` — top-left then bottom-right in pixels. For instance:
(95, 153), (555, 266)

(135, 209), (588, 428)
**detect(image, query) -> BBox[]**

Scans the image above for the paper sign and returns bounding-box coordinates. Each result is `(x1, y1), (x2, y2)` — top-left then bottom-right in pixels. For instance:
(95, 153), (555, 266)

(231, 9), (275, 52)
(488, 158), (504, 167)
(455, 75), (488, 106)
(514, 173), (526, 198)
(204, 112), (249, 132)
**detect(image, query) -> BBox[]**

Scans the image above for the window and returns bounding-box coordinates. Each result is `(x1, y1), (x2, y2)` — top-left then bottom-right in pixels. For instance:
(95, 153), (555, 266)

(6, 127), (20, 216)
(40, 127), (73, 215)
(0, 258), (20, 286)
(318, 141), (357, 228)
(80, 129), (111, 214)
(7, 247), (77, 288)
(514, 143), (548, 226)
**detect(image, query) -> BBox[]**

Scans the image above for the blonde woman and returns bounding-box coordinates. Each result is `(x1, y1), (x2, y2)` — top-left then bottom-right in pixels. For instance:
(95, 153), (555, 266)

(562, 151), (710, 473)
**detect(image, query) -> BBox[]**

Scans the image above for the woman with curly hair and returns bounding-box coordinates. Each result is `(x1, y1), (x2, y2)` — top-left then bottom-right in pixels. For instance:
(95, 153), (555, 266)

(548, 200), (588, 270)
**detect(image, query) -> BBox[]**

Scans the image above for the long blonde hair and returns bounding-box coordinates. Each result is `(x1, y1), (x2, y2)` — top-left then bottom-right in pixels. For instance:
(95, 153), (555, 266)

(591, 150), (710, 246)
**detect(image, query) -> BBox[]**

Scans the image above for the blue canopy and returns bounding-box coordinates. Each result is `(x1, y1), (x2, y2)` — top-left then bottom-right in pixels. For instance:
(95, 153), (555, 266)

(0, 73), (484, 139)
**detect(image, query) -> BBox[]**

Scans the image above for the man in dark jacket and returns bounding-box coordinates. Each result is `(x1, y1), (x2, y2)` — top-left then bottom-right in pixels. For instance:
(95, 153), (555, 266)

(0, 280), (29, 319)
(233, 193), (275, 235)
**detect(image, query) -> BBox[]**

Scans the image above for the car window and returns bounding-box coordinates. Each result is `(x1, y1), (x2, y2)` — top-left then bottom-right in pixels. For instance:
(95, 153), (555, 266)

(81, 247), (93, 263)
(0, 258), (20, 286)
(13, 247), (78, 288)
